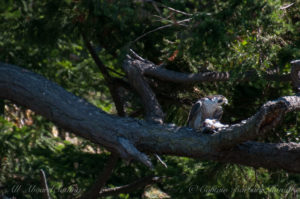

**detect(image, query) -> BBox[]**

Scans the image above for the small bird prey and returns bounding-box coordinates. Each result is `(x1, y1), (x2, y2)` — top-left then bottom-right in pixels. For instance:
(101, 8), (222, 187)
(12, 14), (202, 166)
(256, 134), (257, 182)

(187, 95), (228, 131)
(201, 119), (229, 134)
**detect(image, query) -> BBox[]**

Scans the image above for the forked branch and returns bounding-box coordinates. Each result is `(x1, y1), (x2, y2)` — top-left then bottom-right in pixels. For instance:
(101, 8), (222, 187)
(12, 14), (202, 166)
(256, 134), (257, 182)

(123, 54), (164, 124)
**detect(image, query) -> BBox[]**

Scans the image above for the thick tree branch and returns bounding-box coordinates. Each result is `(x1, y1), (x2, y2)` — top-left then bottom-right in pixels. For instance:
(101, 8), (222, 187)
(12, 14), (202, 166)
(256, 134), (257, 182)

(1, 62), (300, 172)
(98, 176), (161, 197)
(212, 95), (300, 151)
(0, 62), (152, 168)
(210, 141), (300, 172)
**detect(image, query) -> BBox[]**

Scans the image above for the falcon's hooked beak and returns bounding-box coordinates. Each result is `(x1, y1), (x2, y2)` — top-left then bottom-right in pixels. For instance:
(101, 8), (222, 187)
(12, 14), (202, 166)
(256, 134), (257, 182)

(223, 98), (228, 105)
(218, 98), (228, 105)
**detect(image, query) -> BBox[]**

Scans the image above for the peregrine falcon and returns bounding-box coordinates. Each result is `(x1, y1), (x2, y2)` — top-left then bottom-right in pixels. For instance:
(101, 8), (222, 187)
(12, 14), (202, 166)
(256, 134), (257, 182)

(187, 95), (228, 131)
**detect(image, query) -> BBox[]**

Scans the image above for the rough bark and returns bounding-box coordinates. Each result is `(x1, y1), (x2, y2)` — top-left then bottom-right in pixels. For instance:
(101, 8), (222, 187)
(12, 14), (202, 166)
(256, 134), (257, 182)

(123, 54), (164, 123)
(291, 60), (300, 92)
(127, 52), (291, 84)
(144, 64), (290, 83)
(0, 62), (153, 167)
(210, 141), (300, 172)
(1, 62), (300, 172)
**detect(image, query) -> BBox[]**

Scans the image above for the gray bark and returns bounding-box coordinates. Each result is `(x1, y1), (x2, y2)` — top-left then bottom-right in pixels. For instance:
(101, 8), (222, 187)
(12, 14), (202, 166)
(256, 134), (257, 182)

(128, 52), (291, 84)
(1, 62), (300, 172)
(291, 60), (300, 92)
(123, 55), (164, 123)
(144, 65), (291, 83)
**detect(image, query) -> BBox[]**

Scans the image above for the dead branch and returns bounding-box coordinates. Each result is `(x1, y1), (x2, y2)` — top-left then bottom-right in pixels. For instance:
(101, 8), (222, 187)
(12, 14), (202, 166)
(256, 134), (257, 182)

(291, 60), (300, 93)
(123, 55), (164, 123)
(39, 169), (51, 199)
(127, 52), (291, 84)
(82, 32), (125, 116)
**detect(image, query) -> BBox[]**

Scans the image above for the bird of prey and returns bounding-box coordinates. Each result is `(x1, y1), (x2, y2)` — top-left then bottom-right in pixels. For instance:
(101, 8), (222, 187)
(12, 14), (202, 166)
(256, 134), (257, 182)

(187, 95), (228, 131)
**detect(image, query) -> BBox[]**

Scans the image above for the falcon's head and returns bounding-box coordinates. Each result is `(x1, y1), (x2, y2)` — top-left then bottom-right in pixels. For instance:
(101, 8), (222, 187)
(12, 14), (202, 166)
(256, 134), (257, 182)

(207, 95), (228, 106)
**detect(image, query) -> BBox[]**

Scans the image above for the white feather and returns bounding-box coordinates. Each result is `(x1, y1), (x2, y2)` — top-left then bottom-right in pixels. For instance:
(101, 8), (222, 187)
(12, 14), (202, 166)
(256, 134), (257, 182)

(203, 119), (229, 129)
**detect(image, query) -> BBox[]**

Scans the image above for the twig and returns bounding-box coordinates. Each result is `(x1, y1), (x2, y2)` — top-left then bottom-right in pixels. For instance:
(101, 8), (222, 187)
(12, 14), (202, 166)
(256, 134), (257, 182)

(133, 18), (191, 43)
(98, 176), (162, 197)
(252, 169), (257, 188)
(105, 66), (127, 78)
(151, 1), (162, 16)
(79, 153), (119, 199)
(129, 49), (146, 62)
(159, 3), (193, 16)
(152, 14), (171, 22)
(155, 154), (167, 168)
(39, 169), (51, 199)
(280, 3), (294, 10)
(81, 32), (112, 83)
(147, 0), (193, 16)
(133, 24), (172, 43)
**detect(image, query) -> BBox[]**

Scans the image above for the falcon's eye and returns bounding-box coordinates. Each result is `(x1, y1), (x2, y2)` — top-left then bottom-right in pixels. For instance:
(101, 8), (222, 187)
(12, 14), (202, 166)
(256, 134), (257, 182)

(217, 99), (223, 103)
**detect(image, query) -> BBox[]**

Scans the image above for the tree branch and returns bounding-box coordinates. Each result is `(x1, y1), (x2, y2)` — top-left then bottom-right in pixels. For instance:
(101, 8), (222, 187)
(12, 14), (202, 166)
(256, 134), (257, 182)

(209, 141), (300, 173)
(146, 0), (193, 16)
(158, 3), (193, 16)
(79, 153), (119, 199)
(39, 169), (51, 199)
(82, 32), (125, 116)
(211, 95), (300, 151)
(98, 176), (161, 197)
(0, 62), (152, 168)
(1, 62), (300, 172)
(123, 55), (164, 123)
(127, 52), (291, 84)
(291, 60), (300, 93)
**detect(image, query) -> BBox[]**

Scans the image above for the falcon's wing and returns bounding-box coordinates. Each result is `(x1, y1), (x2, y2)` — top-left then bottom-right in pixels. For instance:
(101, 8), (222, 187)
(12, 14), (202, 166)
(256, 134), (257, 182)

(213, 106), (223, 121)
(186, 101), (202, 126)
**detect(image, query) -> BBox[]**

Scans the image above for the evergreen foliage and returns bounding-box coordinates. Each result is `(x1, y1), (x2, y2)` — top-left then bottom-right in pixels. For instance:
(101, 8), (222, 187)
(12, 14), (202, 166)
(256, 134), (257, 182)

(0, 0), (299, 198)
